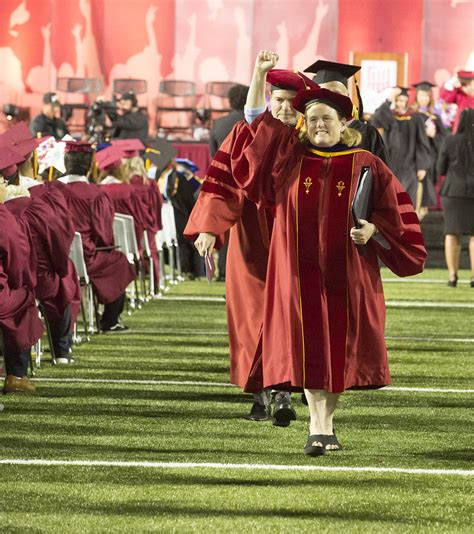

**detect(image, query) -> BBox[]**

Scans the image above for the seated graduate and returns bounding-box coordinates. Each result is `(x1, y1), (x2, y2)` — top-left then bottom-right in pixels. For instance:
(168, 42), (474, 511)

(114, 139), (163, 288)
(58, 141), (136, 333)
(208, 55), (427, 456)
(96, 144), (148, 258)
(0, 152), (44, 394)
(6, 126), (81, 364)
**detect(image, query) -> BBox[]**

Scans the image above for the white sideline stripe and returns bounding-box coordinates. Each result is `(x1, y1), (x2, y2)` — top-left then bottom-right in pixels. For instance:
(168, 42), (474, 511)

(159, 296), (474, 308)
(385, 335), (474, 343)
(0, 458), (471, 476)
(125, 330), (474, 343)
(382, 278), (470, 285)
(386, 301), (474, 309)
(33, 378), (474, 393)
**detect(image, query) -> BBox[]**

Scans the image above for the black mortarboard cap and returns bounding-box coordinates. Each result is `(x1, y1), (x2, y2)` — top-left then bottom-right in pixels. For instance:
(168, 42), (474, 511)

(397, 87), (410, 97)
(145, 138), (177, 175)
(412, 81), (435, 91)
(304, 60), (361, 88)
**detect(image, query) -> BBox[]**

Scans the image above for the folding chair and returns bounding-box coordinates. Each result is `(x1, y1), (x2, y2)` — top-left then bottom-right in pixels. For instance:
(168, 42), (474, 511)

(160, 202), (180, 285)
(155, 230), (167, 293)
(156, 80), (197, 136)
(142, 232), (155, 299)
(204, 81), (239, 126)
(69, 232), (96, 339)
(113, 214), (143, 308)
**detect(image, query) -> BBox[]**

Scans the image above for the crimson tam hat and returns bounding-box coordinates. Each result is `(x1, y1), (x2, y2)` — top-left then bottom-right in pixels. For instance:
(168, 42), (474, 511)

(267, 69), (319, 92)
(304, 60), (361, 88)
(95, 145), (127, 171)
(110, 138), (145, 158)
(63, 141), (94, 153)
(0, 122), (38, 160)
(292, 88), (354, 119)
(458, 70), (474, 80)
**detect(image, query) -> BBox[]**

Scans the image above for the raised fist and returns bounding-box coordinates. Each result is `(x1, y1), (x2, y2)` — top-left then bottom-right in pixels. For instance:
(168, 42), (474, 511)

(255, 50), (279, 74)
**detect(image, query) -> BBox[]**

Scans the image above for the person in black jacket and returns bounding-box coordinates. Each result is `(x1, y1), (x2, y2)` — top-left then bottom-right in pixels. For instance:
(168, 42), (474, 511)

(106, 91), (149, 144)
(209, 84), (249, 156)
(29, 92), (69, 140)
(304, 60), (390, 166)
(437, 108), (474, 287)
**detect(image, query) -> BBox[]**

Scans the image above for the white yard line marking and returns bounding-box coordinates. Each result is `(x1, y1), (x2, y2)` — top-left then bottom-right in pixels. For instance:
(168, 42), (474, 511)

(386, 301), (474, 309)
(33, 378), (474, 394)
(159, 296), (474, 308)
(382, 278), (470, 285)
(0, 458), (471, 477)
(124, 330), (474, 343)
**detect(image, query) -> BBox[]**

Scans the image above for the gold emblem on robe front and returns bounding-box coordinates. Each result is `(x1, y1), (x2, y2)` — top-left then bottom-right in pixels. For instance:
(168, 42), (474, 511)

(336, 180), (345, 197)
(304, 177), (313, 194)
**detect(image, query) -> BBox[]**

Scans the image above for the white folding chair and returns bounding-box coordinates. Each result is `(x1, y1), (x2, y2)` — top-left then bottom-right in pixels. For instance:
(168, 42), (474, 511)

(69, 232), (95, 339)
(155, 230), (167, 292)
(161, 202), (181, 284)
(141, 231), (155, 298)
(113, 214), (140, 311)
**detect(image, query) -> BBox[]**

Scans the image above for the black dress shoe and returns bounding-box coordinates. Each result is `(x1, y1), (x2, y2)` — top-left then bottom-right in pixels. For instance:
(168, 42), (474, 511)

(272, 392), (297, 427)
(447, 275), (458, 287)
(245, 402), (270, 421)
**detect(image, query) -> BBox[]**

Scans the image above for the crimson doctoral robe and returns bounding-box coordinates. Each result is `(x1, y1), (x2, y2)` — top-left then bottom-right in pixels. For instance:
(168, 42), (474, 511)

(59, 177), (136, 304)
(231, 111), (427, 393)
(184, 122), (274, 388)
(0, 205), (44, 351)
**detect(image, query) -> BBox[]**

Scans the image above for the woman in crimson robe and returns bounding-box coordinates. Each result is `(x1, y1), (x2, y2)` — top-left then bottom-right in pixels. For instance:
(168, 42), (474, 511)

(202, 75), (427, 455)
(58, 142), (136, 333)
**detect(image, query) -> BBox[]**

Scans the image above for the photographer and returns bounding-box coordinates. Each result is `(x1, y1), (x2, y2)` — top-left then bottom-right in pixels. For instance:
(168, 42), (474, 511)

(29, 92), (69, 140)
(105, 91), (149, 143)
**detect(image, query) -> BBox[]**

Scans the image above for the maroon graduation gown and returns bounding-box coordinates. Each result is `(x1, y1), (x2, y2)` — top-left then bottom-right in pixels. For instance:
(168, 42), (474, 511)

(130, 175), (163, 285)
(59, 177), (136, 304)
(231, 111), (427, 393)
(184, 122), (274, 389)
(0, 205), (44, 351)
(26, 182), (81, 323)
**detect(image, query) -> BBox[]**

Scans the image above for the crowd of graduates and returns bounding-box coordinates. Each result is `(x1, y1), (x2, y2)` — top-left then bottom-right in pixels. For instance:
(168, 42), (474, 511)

(0, 123), (202, 395)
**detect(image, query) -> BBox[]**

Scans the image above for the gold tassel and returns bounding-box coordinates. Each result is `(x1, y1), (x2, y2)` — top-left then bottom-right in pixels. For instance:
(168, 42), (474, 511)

(48, 166), (53, 181)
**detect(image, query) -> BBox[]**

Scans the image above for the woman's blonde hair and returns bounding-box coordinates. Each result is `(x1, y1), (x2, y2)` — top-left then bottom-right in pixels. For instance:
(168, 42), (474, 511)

(98, 163), (129, 184)
(124, 156), (148, 184)
(298, 118), (362, 148)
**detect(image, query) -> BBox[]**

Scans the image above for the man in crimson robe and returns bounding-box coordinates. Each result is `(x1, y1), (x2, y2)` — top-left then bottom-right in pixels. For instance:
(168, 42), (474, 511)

(185, 56), (319, 426)
(207, 57), (426, 456)
(58, 142), (136, 333)
(0, 156), (43, 394)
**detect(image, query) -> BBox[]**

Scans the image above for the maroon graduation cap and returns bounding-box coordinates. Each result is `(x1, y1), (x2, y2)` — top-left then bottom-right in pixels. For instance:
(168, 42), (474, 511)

(0, 146), (25, 178)
(95, 144), (127, 171)
(0, 122), (38, 161)
(110, 138), (145, 158)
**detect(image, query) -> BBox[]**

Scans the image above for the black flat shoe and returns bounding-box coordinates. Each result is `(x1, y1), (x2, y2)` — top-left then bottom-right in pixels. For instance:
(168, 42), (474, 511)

(272, 393), (297, 427)
(245, 402), (270, 421)
(471, 279), (474, 288)
(304, 435), (327, 457)
(448, 275), (458, 287)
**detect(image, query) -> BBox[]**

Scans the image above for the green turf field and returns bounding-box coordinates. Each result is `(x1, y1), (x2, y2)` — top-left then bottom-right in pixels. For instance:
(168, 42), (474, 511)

(0, 268), (473, 532)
